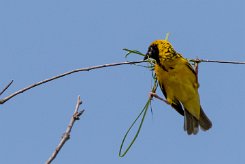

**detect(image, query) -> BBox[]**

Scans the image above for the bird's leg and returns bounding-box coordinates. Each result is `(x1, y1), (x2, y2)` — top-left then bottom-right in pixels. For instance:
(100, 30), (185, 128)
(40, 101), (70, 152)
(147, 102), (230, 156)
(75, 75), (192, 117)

(194, 62), (199, 75)
(149, 92), (170, 105)
(194, 59), (200, 84)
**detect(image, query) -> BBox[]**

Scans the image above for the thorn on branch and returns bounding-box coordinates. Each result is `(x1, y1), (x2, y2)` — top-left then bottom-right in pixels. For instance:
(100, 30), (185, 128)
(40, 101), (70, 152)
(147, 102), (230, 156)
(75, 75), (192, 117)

(62, 133), (70, 140)
(73, 110), (85, 120)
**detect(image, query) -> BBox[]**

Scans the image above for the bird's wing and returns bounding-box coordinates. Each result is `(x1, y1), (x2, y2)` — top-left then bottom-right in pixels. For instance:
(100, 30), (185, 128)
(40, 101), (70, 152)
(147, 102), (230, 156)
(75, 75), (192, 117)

(185, 61), (197, 76)
(185, 60), (199, 87)
(159, 83), (184, 116)
(171, 99), (184, 116)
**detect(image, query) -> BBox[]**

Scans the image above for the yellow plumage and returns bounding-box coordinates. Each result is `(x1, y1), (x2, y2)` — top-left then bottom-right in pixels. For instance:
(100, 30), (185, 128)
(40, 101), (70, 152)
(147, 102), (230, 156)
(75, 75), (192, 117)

(144, 40), (212, 135)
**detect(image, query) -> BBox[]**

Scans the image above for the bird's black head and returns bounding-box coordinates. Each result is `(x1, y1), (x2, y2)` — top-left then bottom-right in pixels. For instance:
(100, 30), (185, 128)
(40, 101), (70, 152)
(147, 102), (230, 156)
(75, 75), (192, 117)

(144, 44), (159, 62)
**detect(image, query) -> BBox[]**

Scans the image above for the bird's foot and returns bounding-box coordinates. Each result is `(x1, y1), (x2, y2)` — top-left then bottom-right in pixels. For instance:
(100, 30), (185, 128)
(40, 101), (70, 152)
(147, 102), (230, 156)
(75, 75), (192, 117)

(149, 92), (170, 105)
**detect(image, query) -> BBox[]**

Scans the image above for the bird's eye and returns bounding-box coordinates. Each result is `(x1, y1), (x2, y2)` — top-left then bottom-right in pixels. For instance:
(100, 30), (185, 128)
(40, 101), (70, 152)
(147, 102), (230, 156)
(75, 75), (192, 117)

(148, 47), (153, 55)
(148, 44), (159, 60)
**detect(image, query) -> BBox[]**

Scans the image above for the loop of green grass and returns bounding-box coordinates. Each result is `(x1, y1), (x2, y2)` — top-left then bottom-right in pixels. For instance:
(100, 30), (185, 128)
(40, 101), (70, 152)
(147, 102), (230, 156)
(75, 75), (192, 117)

(119, 48), (157, 157)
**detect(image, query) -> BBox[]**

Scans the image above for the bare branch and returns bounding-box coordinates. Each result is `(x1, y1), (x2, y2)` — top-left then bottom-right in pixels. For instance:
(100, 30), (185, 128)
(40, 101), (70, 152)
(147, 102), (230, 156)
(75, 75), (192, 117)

(46, 96), (84, 164)
(0, 80), (14, 96)
(0, 60), (145, 104)
(1, 58), (245, 105)
(190, 58), (245, 64)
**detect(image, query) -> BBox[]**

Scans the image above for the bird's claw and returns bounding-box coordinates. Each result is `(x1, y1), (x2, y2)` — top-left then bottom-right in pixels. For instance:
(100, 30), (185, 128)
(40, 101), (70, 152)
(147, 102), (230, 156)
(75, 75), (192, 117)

(148, 92), (170, 105)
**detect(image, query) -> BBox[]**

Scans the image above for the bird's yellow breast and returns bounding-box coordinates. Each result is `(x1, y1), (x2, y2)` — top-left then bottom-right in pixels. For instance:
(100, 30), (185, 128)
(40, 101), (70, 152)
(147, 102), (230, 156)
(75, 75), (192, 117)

(155, 57), (201, 119)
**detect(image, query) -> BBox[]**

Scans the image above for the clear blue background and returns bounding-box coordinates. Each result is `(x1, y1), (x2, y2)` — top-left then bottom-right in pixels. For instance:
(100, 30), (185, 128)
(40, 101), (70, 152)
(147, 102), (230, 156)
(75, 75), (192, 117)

(0, 0), (245, 163)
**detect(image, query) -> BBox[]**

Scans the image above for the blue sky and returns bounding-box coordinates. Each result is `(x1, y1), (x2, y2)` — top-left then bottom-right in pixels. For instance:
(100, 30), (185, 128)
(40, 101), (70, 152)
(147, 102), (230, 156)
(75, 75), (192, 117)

(0, 0), (245, 163)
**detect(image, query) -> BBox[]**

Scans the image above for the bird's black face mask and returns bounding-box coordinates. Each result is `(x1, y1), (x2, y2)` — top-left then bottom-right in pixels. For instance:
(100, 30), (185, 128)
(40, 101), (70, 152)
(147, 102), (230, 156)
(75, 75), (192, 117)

(144, 44), (159, 62)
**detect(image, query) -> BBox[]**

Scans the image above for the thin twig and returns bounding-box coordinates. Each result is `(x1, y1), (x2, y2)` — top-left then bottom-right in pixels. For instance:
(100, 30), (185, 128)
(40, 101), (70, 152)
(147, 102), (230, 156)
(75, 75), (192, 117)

(0, 60), (146, 104)
(0, 80), (14, 96)
(46, 96), (84, 164)
(189, 59), (245, 64)
(1, 58), (245, 105)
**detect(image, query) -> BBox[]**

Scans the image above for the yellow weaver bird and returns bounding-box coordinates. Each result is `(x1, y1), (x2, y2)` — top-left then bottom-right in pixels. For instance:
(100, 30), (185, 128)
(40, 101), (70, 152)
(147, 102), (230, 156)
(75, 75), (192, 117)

(144, 40), (212, 135)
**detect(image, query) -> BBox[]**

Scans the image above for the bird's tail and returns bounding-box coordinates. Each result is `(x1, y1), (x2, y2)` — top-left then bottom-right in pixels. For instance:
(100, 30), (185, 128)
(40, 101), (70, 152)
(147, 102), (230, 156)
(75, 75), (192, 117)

(199, 107), (212, 131)
(184, 109), (199, 135)
(184, 107), (212, 135)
